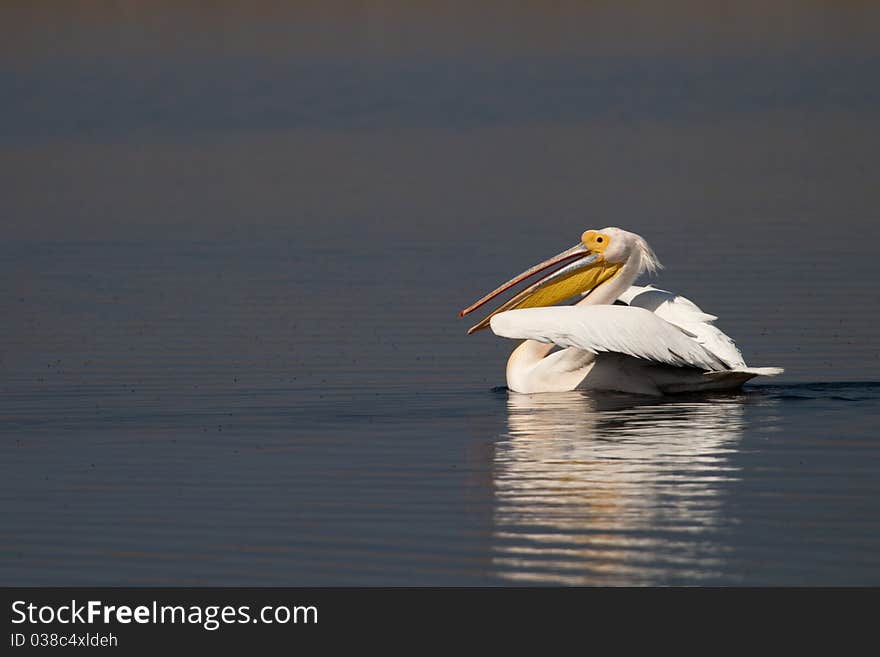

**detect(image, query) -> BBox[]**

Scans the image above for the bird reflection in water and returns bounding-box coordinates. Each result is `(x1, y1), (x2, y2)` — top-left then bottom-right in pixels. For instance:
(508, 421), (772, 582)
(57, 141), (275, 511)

(493, 391), (750, 585)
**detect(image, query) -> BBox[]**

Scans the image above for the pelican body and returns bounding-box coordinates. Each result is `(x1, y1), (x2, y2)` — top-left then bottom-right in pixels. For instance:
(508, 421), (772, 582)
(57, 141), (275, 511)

(459, 227), (782, 395)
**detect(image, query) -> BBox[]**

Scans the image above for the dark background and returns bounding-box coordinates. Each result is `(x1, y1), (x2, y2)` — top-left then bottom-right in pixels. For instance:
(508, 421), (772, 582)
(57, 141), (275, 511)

(2, 1), (879, 585)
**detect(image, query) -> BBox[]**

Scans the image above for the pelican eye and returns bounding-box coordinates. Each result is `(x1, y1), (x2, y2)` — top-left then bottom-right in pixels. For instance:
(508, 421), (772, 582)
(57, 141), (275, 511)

(596, 237), (604, 243)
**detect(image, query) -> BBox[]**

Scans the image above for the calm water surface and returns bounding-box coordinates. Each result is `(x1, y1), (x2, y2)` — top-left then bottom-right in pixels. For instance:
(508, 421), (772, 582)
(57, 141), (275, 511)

(1, 2), (880, 585)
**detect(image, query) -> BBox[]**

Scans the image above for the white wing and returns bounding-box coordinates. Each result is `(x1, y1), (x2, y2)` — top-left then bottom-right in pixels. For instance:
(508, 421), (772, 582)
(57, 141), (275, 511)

(490, 305), (729, 372)
(617, 285), (746, 368)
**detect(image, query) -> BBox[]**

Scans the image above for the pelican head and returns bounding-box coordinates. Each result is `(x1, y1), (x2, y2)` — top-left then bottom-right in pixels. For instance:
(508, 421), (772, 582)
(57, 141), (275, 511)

(459, 227), (661, 333)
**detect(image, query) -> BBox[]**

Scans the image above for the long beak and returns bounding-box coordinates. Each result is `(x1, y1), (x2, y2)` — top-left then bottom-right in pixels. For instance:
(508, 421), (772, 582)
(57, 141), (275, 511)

(459, 243), (620, 334)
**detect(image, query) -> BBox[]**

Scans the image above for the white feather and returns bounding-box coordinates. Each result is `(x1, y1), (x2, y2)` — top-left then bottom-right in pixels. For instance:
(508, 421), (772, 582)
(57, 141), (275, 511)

(617, 285), (746, 368)
(490, 305), (729, 372)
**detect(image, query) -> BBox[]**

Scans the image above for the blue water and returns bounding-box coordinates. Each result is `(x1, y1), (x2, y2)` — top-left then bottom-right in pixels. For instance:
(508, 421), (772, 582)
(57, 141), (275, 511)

(1, 3), (880, 585)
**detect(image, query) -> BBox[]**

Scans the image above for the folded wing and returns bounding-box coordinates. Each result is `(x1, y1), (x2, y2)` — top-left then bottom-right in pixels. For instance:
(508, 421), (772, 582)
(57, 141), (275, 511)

(490, 305), (729, 372)
(618, 285), (746, 368)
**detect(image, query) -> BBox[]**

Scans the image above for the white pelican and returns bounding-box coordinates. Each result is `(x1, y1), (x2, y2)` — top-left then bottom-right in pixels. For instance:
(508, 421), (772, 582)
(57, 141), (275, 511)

(459, 227), (782, 395)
